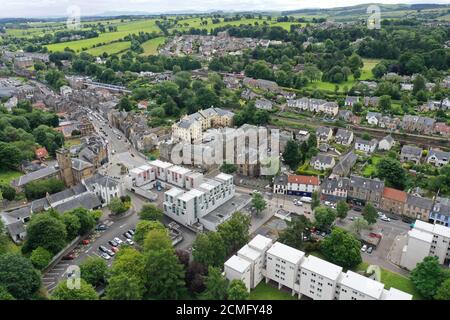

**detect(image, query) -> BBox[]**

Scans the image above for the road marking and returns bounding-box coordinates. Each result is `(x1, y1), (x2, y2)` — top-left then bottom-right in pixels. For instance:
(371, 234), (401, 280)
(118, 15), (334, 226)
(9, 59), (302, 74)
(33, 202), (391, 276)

(119, 224), (126, 228)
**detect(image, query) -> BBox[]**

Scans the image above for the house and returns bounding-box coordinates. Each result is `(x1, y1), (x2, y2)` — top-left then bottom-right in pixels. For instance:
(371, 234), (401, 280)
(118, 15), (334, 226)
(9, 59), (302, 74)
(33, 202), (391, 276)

(315, 126), (333, 144)
(354, 138), (378, 154)
(273, 174), (288, 194)
(0, 206), (31, 243)
(426, 149), (450, 167)
(35, 147), (48, 160)
(332, 152), (358, 177)
(224, 255), (252, 292)
(378, 135), (395, 151)
(338, 110), (353, 122)
(379, 116), (400, 130)
(12, 166), (60, 191)
(366, 112), (381, 126)
(255, 98), (273, 110)
(404, 194), (433, 221)
(83, 173), (123, 205)
(400, 145), (422, 164)
(380, 187), (407, 215)
(334, 129), (354, 146)
(363, 96), (379, 107)
(319, 102), (339, 117)
(429, 199), (450, 227)
(286, 175), (320, 197)
(320, 177), (350, 202)
(345, 96), (359, 107)
(348, 175), (384, 206)
(434, 122), (450, 137)
(401, 115), (435, 135)
(310, 154), (336, 171)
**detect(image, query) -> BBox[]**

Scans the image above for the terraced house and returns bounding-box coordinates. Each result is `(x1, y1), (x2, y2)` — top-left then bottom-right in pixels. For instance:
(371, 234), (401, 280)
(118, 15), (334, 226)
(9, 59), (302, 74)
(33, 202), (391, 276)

(347, 175), (384, 207)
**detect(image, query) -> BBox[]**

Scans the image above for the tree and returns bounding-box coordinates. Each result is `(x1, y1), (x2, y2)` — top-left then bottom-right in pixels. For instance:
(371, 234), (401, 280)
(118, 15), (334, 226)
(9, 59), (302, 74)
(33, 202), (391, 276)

(30, 246), (52, 270)
(192, 232), (227, 268)
(61, 212), (81, 240)
(134, 220), (166, 246)
(435, 278), (450, 300)
(0, 184), (16, 201)
(51, 279), (98, 300)
(227, 279), (249, 300)
(279, 215), (312, 250)
(350, 217), (369, 236)
(362, 203), (378, 225)
(138, 204), (163, 221)
(314, 206), (336, 231)
(0, 253), (41, 299)
(311, 191), (320, 210)
(320, 229), (362, 269)
(410, 256), (447, 300)
(376, 158), (407, 190)
(202, 266), (229, 300)
(282, 140), (301, 170)
(379, 95), (392, 113)
(80, 257), (108, 287)
(0, 286), (15, 300)
(108, 197), (128, 215)
(336, 201), (349, 220)
(105, 274), (145, 300)
(109, 247), (145, 281)
(251, 192), (267, 216)
(220, 162), (237, 174)
(22, 213), (67, 254)
(186, 261), (207, 294)
(143, 228), (172, 252)
(70, 207), (96, 235)
(24, 178), (65, 200)
(217, 212), (251, 255)
(144, 248), (186, 299)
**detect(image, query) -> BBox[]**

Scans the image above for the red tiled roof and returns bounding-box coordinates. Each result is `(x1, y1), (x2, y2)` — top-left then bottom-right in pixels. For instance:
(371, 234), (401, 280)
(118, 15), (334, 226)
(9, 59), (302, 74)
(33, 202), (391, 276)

(35, 147), (48, 159)
(287, 175), (319, 186)
(382, 187), (407, 203)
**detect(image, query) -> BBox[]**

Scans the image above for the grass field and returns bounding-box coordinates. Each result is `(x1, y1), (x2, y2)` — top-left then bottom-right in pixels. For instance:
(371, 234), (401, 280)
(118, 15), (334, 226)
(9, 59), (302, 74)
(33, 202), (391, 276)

(86, 41), (131, 56)
(141, 37), (166, 56)
(46, 19), (160, 53)
(362, 155), (382, 177)
(0, 170), (22, 186)
(360, 58), (380, 81)
(249, 282), (297, 300)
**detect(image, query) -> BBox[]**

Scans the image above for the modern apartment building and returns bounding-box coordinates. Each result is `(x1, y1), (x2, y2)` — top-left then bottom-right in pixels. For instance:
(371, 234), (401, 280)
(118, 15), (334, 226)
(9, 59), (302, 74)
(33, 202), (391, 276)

(400, 220), (450, 270)
(224, 235), (413, 300)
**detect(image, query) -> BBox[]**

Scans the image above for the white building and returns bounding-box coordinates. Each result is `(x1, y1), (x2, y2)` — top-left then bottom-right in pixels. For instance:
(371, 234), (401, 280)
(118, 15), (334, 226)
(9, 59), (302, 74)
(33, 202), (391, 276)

(298, 255), (343, 300)
(148, 159), (174, 181)
(129, 165), (156, 187)
(167, 165), (192, 188)
(337, 271), (385, 300)
(354, 138), (378, 154)
(224, 255), (252, 292)
(400, 220), (450, 270)
(378, 135), (395, 151)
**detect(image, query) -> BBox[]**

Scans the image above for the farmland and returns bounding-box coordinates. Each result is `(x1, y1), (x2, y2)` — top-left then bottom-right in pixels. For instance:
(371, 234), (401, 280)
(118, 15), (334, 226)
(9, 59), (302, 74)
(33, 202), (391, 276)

(141, 37), (166, 56)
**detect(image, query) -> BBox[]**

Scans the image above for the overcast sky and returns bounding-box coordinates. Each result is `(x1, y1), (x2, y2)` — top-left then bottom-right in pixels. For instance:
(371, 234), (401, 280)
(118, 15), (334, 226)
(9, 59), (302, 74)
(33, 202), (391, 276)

(1, 0), (449, 18)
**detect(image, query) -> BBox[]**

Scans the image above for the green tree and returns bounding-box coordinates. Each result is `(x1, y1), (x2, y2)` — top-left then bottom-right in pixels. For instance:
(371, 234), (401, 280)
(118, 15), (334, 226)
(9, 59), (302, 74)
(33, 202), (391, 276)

(0, 253), (41, 299)
(134, 220), (166, 246)
(379, 95), (392, 113)
(30, 246), (52, 270)
(320, 229), (362, 269)
(80, 257), (108, 287)
(314, 206), (336, 231)
(201, 266), (229, 300)
(279, 215), (312, 250)
(217, 212), (251, 255)
(24, 178), (65, 200)
(362, 203), (378, 225)
(105, 274), (145, 300)
(192, 232), (227, 268)
(0, 286), (15, 300)
(435, 278), (450, 300)
(138, 204), (163, 221)
(410, 256), (447, 300)
(143, 228), (172, 252)
(144, 248), (186, 299)
(109, 247), (145, 281)
(70, 207), (96, 235)
(108, 197), (128, 215)
(350, 217), (369, 236)
(282, 140), (301, 170)
(336, 201), (349, 220)
(0, 184), (16, 201)
(311, 191), (320, 210)
(22, 213), (67, 254)
(227, 279), (249, 300)
(51, 279), (98, 300)
(376, 158), (407, 190)
(61, 212), (81, 240)
(220, 162), (237, 174)
(251, 192), (267, 216)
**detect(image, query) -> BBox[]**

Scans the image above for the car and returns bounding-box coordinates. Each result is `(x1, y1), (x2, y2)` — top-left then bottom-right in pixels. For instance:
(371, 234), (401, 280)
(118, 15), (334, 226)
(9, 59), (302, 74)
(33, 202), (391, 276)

(381, 216), (391, 222)
(361, 244), (367, 252)
(111, 246), (119, 253)
(354, 207), (362, 212)
(99, 245), (108, 253)
(128, 229), (135, 235)
(62, 252), (75, 260)
(101, 252), (111, 260)
(126, 238), (134, 245)
(123, 232), (132, 239)
(324, 201), (331, 206)
(367, 246), (373, 254)
(377, 212), (384, 217)
(81, 239), (90, 245)
(349, 216), (355, 221)
(114, 237), (123, 245)
(96, 224), (107, 231)
(67, 270), (76, 278)
(108, 240), (118, 247)
(106, 249), (115, 256)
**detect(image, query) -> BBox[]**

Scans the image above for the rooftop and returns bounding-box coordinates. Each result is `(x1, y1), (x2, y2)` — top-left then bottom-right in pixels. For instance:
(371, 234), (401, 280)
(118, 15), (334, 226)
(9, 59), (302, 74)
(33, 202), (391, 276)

(382, 187), (407, 203)
(300, 255), (343, 281)
(408, 228), (433, 243)
(248, 234), (273, 252)
(225, 255), (251, 273)
(339, 271), (384, 299)
(288, 175), (319, 186)
(267, 242), (305, 265)
(238, 245), (261, 261)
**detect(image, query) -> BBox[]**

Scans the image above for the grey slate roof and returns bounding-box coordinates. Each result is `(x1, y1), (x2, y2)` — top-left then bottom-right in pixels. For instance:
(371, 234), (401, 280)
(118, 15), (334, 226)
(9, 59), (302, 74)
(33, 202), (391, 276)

(349, 175), (384, 192)
(71, 158), (93, 171)
(335, 129), (353, 143)
(406, 194), (433, 210)
(427, 149), (450, 161)
(84, 173), (120, 190)
(13, 166), (59, 187)
(321, 177), (350, 192)
(311, 153), (334, 165)
(53, 193), (101, 213)
(273, 174), (288, 186)
(332, 152), (358, 176)
(401, 145), (422, 157)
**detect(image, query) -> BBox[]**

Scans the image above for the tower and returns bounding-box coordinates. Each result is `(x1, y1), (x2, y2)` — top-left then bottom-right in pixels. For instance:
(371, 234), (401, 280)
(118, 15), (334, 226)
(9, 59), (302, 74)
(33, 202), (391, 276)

(56, 148), (74, 187)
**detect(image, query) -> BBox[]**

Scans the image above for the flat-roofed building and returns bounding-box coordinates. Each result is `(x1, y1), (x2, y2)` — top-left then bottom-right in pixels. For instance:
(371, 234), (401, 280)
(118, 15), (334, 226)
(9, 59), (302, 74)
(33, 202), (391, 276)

(337, 271), (385, 300)
(224, 255), (252, 292)
(148, 159), (173, 181)
(167, 165), (191, 188)
(400, 227), (434, 270)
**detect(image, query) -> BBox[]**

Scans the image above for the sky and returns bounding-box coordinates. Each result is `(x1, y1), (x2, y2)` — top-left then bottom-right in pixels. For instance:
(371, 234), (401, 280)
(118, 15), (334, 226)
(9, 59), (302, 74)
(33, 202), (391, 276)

(0, 0), (449, 18)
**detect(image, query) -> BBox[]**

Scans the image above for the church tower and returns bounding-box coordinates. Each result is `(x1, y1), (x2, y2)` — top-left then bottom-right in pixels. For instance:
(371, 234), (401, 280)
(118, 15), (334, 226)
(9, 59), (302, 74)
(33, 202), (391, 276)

(56, 148), (74, 187)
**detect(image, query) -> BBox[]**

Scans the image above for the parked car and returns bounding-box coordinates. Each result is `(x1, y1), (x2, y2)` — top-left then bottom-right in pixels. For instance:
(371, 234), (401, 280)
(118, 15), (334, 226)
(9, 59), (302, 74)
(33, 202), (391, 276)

(81, 239), (90, 245)
(106, 249), (115, 256)
(62, 252), (75, 260)
(128, 229), (135, 235)
(367, 246), (373, 254)
(354, 207), (362, 212)
(349, 216), (355, 221)
(126, 238), (134, 245)
(377, 212), (384, 218)
(101, 252), (111, 260)
(361, 244), (367, 252)
(114, 237), (123, 245)
(111, 246), (119, 253)
(96, 224), (107, 231)
(108, 240), (118, 247)
(123, 232), (132, 239)
(381, 216), (391, 222)
(99, 246), (108, 253)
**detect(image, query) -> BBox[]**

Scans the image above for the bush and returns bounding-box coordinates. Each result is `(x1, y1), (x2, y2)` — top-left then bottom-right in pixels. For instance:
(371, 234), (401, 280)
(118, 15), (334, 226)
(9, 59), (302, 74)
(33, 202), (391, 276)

(30, 247), (53, 270)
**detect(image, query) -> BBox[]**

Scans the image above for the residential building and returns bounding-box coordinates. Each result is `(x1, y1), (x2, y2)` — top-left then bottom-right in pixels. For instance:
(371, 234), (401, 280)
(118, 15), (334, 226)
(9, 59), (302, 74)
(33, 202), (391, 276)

(335, 129), (354, 146)
(11, 165), (59, 191)
(286, 175), (320, 197)
(255, 98), (273, 110)
(404, 194), (433, 221)
(332, 152), (358, 177)
(400, 145), (422, 164)
(316, 126), (333, 144)
(429, 199), (450, 227)
(401, 115), (435, 135)
(273, 174), (288, 194)
(348, 175), (384, 206)
(380, 187), (407, 215)
(378, 135), (395, 151)
(149, 159), (174, 181)
(426, 149), (450, 167)
(366, 112), (381, 126)
(167, 165), (192, 188)
(337, 271), (384, 300)
(310, 154), (336, 171)
(345, 96), (359, 107)
(224, 255), (252, 292)
(320, 177), (350, 202)
(83, 174), (123, 205)
(363, 96), (379, 107)
(354, 138), (378, 154)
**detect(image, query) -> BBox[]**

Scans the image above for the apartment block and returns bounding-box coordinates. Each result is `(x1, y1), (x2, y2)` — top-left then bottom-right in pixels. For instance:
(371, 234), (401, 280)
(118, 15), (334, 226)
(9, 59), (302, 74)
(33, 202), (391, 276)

(224, 255), (252, 292)
(400, 220), (450, 270)
(337, 271), (385, 300)
(148, 159), (174, 181)
(129, 165), (156, 187)
(286, 175), (320, 197)
(167, 165), (192, 188)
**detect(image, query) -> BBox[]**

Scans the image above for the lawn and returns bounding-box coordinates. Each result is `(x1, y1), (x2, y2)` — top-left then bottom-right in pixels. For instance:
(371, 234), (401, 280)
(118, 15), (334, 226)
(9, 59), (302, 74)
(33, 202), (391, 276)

(64, 137), (82, 148)
(0, 169), (22, 186)
(141, 37), (166, 56)
(86, 41), (131, 56)
(249, 282), (296, 300)
(360, 58), (380, 81)
(362, 155), (382, 177)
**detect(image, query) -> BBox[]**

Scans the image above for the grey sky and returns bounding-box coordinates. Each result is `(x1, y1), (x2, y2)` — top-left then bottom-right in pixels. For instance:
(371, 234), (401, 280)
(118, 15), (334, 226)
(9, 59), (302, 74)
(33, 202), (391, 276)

(1, 0), (449, 18)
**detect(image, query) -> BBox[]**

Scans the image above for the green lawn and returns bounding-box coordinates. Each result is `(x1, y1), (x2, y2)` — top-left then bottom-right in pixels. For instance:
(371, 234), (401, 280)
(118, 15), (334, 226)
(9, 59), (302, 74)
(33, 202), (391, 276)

(0, 170), (22, 186)
(86, 41), (131, 56)
(362, 155), (382, 177)
(64, 137), (82, 148)
(141, 37), (166, 56)
(249, 282), (296, 300)
(360, 58), (380, 81)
